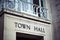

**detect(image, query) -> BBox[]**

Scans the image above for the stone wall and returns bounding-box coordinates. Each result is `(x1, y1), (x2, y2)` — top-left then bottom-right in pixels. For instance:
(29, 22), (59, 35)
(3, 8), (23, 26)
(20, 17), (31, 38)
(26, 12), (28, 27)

(50, 0), (60, 40)
(55, 0), (60, 40)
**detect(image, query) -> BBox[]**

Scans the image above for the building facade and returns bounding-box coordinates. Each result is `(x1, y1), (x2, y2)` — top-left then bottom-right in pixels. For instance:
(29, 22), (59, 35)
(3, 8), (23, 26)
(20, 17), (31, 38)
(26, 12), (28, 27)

(0, 0), (53, 40)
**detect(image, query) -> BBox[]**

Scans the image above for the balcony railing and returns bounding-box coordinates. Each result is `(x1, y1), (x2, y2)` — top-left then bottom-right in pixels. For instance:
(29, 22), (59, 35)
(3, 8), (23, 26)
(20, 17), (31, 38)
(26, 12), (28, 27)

(0, 0), (48, 19)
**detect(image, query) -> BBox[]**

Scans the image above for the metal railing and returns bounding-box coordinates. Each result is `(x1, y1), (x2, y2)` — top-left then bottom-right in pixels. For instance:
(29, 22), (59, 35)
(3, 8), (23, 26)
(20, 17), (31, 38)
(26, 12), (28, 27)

(0, 0), (48, 19)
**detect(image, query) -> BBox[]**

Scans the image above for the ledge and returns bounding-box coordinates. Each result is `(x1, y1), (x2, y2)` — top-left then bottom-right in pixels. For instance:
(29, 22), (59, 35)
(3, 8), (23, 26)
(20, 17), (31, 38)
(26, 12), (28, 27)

(1, 9), (51, 24)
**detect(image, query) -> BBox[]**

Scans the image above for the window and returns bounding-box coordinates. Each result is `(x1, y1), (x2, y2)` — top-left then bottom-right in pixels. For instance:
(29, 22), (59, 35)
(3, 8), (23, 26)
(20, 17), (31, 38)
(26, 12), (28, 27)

(41, 0), (44, 7)
(20, 0), (47, 18)
(15, 0), (19, 11)
(33, 0), (47, 18)
(33, 0), (39, 5)
(21, 0), (28, 12)
(8, 0), (15, 9)
(4, 0), (15, 10)
(3, 0), (47, 19)
(40, 0), (47, 18)
(29, 0), (33, 13)
(33, 0), (39, 14)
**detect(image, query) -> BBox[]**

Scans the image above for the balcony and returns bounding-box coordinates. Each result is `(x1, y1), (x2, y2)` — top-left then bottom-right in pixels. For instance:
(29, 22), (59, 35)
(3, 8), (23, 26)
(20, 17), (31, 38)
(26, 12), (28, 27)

(0, 0), (48, 19)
